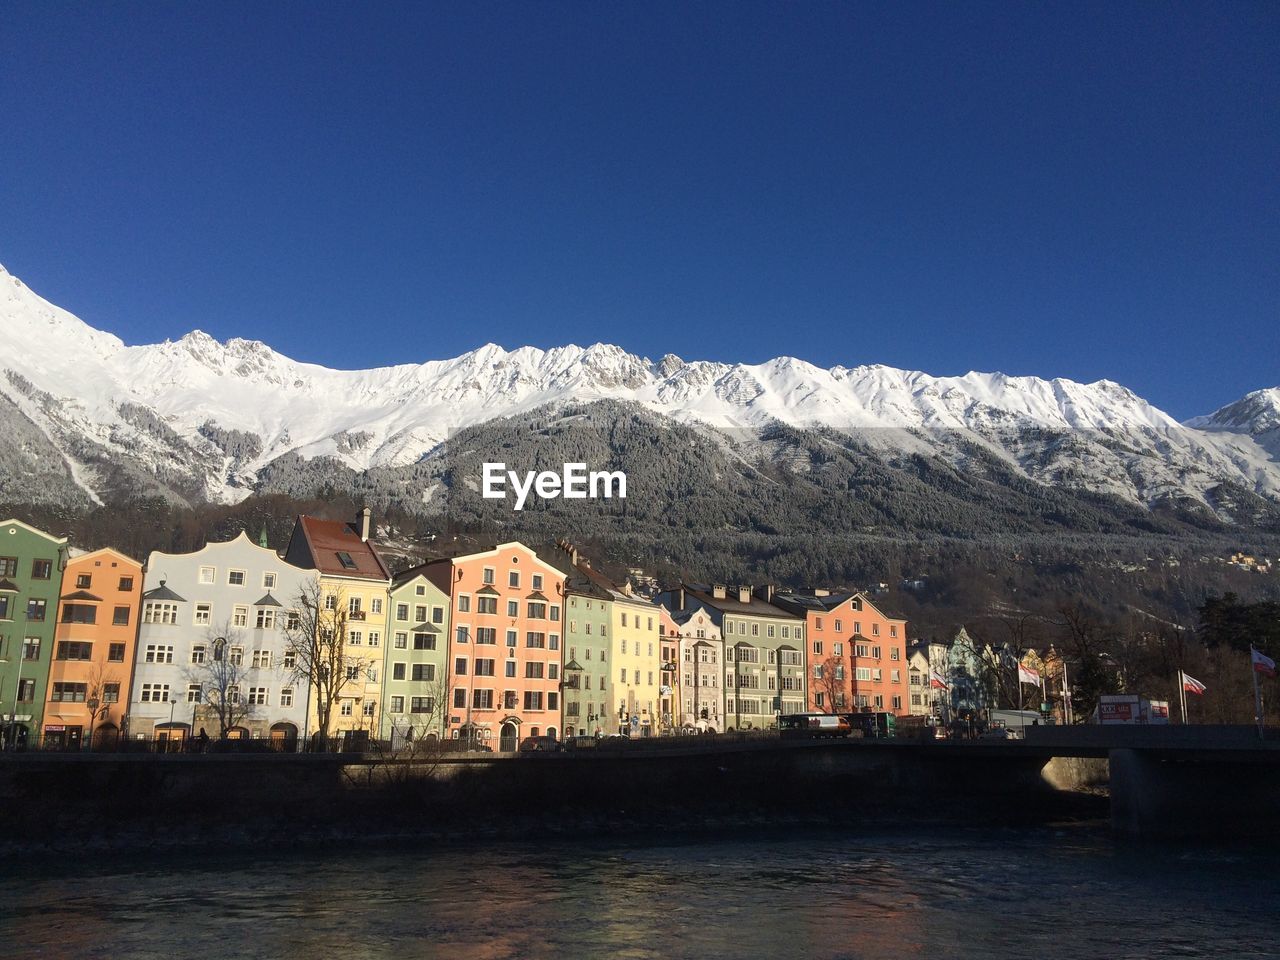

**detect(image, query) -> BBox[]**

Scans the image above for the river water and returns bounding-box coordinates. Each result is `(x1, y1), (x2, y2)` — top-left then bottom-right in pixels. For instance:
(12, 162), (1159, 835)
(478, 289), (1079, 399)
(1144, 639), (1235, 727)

(2, 825), (1277, 959)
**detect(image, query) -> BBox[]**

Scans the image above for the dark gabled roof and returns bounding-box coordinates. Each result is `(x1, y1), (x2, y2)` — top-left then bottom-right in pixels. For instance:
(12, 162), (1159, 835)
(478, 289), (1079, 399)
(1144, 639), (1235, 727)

(254, 592), (283, 607)
(477, 585), (500, 596)
(59, 590), (103, 602)
(526, 591), (549, 602)
(683, 584), (803, 620)
(564, 658), (584, 672)
(0, 578), (18, 593)
(291, 516), (391, 581)
(412, 622), (441, 634)
(143, 581), (187, 603)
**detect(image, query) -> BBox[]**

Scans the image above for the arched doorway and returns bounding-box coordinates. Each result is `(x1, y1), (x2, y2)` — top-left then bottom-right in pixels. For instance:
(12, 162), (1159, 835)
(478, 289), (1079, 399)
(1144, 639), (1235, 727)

(227, 726), (250, 740)
(93, 722), (119, 751)
(499, 720), (519, 753)
(546, 726), (557, 741)
(154, 721), (189, 752)
(269, 722), (298, 752)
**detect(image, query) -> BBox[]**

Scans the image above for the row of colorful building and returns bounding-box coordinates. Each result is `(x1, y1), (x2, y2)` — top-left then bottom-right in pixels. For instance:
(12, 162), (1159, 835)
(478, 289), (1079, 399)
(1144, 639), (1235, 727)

(0, 511), (915, 752)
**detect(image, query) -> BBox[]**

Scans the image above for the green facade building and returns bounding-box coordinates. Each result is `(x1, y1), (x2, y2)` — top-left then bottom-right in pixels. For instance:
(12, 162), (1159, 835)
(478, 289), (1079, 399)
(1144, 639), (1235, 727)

(382, 566), (451, 744)
(0, 519), (68, 746)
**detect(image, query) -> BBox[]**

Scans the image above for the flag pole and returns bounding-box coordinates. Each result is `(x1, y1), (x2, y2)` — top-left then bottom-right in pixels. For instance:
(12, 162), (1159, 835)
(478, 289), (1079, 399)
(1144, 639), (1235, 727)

(1178, 670), (1187, 725)
(1252, 647), (1264, 741)
(1061, 659), (1071, 725)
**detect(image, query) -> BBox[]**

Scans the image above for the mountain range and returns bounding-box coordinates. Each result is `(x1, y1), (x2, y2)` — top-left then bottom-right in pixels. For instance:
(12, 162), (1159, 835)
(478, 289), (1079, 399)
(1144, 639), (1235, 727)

(2, 261), (1278, 536)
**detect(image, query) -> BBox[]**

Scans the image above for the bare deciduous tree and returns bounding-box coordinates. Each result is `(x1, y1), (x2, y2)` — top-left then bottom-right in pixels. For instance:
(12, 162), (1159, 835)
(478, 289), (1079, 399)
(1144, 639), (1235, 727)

(186, 621), (255, 738)
(280, 580), (364, 750)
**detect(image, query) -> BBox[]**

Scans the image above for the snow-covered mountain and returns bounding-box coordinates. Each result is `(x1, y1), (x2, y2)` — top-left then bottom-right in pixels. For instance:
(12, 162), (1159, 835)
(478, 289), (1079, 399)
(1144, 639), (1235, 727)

(2, 261), (1278, 521)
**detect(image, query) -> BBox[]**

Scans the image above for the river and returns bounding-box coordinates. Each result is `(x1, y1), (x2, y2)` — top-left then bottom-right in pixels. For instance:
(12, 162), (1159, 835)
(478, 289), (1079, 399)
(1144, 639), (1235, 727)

(2, 825), (1276, 959)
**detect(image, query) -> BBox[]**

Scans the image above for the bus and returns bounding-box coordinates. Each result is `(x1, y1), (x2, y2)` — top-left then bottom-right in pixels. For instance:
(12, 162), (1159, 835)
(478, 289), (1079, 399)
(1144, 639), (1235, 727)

(778, 713), (852, 739)
(846, 711), (896, 739)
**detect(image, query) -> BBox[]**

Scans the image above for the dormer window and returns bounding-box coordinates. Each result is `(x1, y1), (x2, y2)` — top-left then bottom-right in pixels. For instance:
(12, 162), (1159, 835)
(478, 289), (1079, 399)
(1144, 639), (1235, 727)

(336, 552), (357, 570)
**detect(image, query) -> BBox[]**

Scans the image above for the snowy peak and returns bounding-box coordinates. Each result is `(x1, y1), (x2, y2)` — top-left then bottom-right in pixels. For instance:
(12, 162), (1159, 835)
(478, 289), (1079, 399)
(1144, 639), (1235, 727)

(1189, 388), (1280, 436)
(0, 262), (1278, 515)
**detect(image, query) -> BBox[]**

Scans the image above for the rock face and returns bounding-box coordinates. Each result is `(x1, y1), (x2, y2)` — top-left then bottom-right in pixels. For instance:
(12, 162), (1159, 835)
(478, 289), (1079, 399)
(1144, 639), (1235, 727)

(1, 261), (1278, 531)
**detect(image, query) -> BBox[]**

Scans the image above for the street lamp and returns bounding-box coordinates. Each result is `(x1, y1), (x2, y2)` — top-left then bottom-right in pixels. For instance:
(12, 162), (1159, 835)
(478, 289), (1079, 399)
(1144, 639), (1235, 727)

(86, 695), (100, 752)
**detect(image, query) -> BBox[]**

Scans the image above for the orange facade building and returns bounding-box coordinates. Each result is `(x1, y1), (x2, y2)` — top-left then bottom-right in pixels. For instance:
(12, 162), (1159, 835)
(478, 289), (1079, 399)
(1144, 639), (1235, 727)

(423, 542), (566, 752)
(776, 590), (909, 716)
(45, 548), (142, 749)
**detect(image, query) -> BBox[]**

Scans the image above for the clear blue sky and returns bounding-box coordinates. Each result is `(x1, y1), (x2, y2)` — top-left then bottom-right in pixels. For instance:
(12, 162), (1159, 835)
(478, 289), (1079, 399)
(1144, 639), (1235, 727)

(2, 2), (1276, 418)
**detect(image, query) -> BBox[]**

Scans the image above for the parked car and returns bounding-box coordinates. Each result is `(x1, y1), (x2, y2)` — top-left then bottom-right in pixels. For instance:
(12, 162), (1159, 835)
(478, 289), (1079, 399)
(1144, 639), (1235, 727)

(518, 735), (562, 753)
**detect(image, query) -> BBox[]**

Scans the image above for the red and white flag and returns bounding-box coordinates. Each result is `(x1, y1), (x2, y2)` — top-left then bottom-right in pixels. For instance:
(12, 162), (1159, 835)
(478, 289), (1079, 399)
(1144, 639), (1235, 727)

(929, 669), (949, 690)
(1181, 671), (1206, 696)
(1017, 662), (1041, 686)
(1252, 647), (1276, 677)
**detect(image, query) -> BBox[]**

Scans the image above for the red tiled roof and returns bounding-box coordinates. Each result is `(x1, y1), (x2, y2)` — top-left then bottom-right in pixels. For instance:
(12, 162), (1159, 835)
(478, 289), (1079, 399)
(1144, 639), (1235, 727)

(293, 516), (391, 581)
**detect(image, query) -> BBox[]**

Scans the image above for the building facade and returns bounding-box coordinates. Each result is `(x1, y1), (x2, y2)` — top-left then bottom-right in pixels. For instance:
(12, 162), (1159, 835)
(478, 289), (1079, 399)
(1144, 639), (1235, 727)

(130, 532), (317, 746)
(44, 547), (142, 749)
(668, 604), (725, 732)
(658, 584), (805, 730)
(0, 519), (68, 746)
(382, 566), (451, 744)
(284, 510), (391, 745)
(423, 542), (566, 751)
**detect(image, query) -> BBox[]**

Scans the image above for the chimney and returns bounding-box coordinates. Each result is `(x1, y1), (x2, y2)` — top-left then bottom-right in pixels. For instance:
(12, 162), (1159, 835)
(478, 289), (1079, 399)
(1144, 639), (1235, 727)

(679, 586), (686, 610)
(712, 584), (727, 600)
(357, 507), (371, 542)
(813, 587), (829, 598)
(737, 585), (752, 604)
(755, 584), (775, 604)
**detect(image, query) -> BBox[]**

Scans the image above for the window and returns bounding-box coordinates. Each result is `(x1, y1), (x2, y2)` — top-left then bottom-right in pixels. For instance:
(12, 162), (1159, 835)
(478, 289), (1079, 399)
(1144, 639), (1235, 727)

(890, 626), (898, 638)
(872, 646), (881, 660)
(751, 624), (759, 637)
(504, 661), (516, 678)
(475, 627), (496, 645)
(0, 557), (15, 576)
(472, 689), (494, 709)
(340, 700), (354, 716)
(457, 595), (471, 613)
(50, 682), (87, 702)
(453, 689), (466, 709)
(191, 645), (207, 665)
(118, 575), (134, 591)
(813, 641), (823, 655)
(415, 585), (426, 596)
(348, 597), (362, 616)
(389, 695), (404, 713)
(349, 631), (362, 645)
(26, 598), (47, 622)
(283, 650), (297, 669)
(250, 607), (274, 630)
(412, 663), (436, 682)
(413, 633), (436, 651)
(248, 687), (268, 706)
(528, 602), (546, 619)
(368, 631), (380, 648)
(253, 650), (272, 669)
(891, 647), (900, 660)
(0, 596), (8, 620)
(140, 683), (170, 703)
(263, 572), (277, 590)
(16, 678), (36, 702)
(112, 605), (130, 626)
(186, 683), (202, 703)
(412, 696), (435, 714)
(483, 567), (495, 584)
(75, 573), (93, 589)
(508, 571), (520, 588)
(394, 632), (408, 649)
(396, 603), (410, 621)
(432, 606), (444, 624)
(108, 642), (126, 662)
(454, 657), (467, 676)
(336, 552), (357, 570)
(142, 601), (177, 625)
(281, 688), (294, 707)
(506, 600), (519, 618)
(103, 682), (120, 704)
(526, 632), (545, 649)
(506, 630), (517, 647)
(198, 566), (216, 585)
(229, 646), (244, 666)
(872, 624), (880, 636)
(345, 665), (361, 681)
(532, 574), (543, 590)
(834, 642), (843, 657)
(455, 626), (469, 645)
(523, 691), (543, 710)
(412, 604), (427, 623)
(370, 598), (382, 615)
(60, 604), (96, 625)
(233, 605), (249, 627)
(145, 644), (174, 664)
(393, 662), (406, 680)
(477, 596), (497, 615)
(227, 569), (246, 586)
(525, 662), (544, 679)
(194, 603), (212, 626)
(324, 594), (336, 611)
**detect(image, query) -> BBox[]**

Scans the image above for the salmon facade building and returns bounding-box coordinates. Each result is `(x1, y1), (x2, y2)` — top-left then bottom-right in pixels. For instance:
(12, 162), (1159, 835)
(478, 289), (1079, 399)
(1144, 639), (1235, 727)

(45, 548), (142, 749)
(774, 590), (909, 715)
(423, 542), (566, 751)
